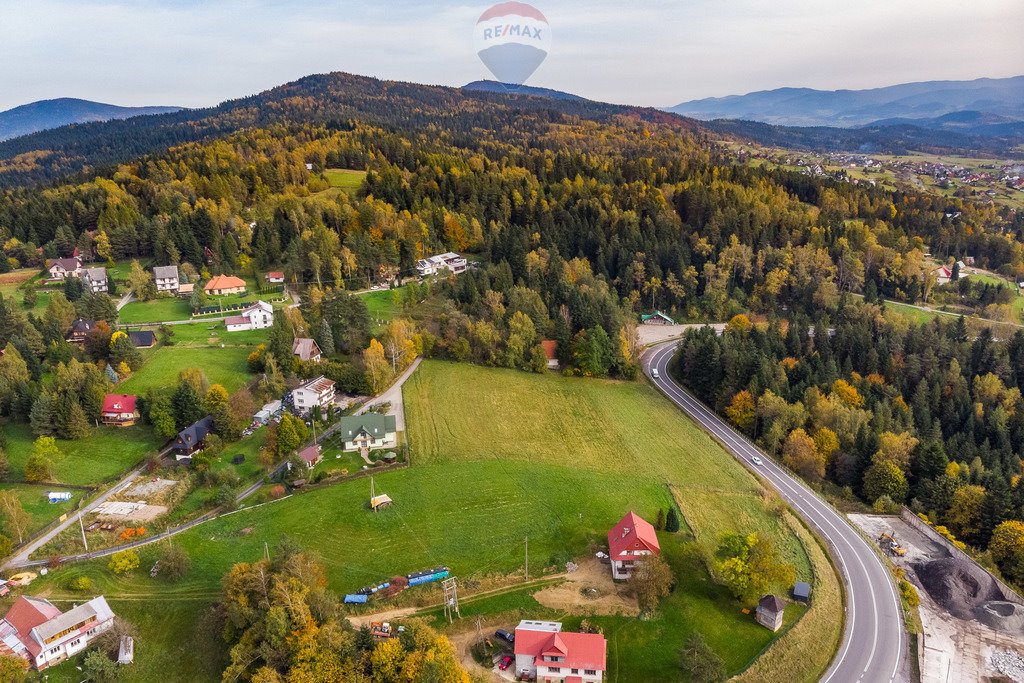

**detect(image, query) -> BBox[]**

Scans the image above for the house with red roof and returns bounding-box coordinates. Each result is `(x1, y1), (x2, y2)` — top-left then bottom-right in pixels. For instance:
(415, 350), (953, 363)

(0, 595), (115, 670)
(266, 271), (285, 284)
(607, 511), (661, 580)
(513, 620), (607, 683)
(225, 300), (274, 332)
(101, 394), (139, 427)
(298, 444), (323, 469)
(540, 340), (560, 370)
(204, 274), (247, 296)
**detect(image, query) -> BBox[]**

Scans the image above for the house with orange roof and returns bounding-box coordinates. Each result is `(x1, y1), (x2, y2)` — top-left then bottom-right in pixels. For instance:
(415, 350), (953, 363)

(513, 620), (607, 683)
(203, 274), (247, 296)
(607, 511), (661, 580)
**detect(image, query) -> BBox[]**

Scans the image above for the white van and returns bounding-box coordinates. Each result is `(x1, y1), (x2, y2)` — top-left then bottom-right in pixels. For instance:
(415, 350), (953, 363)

(651, 368), (660, 379)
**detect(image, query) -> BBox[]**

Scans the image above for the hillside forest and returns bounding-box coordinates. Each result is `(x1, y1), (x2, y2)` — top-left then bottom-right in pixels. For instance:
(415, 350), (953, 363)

(1, 73), (1024, 585)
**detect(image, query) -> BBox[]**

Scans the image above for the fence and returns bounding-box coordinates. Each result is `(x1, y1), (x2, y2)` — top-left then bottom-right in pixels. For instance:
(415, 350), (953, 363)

(900, 508), (1024, 603)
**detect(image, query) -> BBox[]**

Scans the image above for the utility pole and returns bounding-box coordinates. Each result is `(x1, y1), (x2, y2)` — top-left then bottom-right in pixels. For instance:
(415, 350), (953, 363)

(525, 536), (529, 581)
(78, 512), (89, 552)
(442, 578), (460, 624)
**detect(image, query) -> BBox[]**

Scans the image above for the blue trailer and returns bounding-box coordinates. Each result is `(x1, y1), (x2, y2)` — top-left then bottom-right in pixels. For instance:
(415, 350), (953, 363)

(344, 594), (369, 604)
(407, 566), (450, 586)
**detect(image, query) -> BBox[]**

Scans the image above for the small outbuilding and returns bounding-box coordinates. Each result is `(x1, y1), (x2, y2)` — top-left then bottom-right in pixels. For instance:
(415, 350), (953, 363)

(298, 444), (323, 469)
(756, 595), (786, 632)
(127, 330), (156, 348)
(792, 582), (811, 604)
(641, 311), (676, 325)
(118, 635), (134, 664)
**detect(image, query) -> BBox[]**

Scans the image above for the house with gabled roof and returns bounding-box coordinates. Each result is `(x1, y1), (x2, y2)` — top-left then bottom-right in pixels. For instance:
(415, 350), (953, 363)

(65, 319), (96, 344)
(292, 375), (336, 414)
(225, 301), (273, 332)
(513, 620), (607, 683)
(80, 267), (108, 293)
(173, 415), (215, 461)
(607, 511), (661, 580)
(0, 595), (115, 670)
(292, 337), (322, 363)
(101, 394), (139, 427)
(640, 311), (675, 326)
(153, 265), (180, 293)
(47, 257), (82, 281)
(336, 414), (397, 453)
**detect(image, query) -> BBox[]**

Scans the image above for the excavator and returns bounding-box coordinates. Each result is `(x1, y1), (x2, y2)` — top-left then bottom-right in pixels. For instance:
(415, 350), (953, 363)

(879, 532), (907, 557)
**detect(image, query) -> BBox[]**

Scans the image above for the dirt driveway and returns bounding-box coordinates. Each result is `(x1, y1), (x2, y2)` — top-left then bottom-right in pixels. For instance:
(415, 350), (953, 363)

(533, 556), (638, 616)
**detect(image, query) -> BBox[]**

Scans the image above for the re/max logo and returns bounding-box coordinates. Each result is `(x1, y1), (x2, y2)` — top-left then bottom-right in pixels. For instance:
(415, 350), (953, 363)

(482, 23), (543, 41)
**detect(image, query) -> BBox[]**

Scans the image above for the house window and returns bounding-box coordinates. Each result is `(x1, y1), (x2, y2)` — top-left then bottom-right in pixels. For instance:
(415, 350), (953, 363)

(549, 667), (561, 673)
(572, 669), (578, 674)
(585, 669), (597, 675)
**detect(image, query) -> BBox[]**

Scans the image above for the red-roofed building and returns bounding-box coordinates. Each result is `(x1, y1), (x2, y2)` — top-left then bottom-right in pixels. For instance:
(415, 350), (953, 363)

(298, 444), (322, 469)
(540, 340), (560, 370)
(513, 620), (606, 683)
(204, 274), (247, 296)
(101, 394), (139, 427)
(266, 271), (285, 284)
(607, 511), (661, 580)
(0, 595), (114, 670)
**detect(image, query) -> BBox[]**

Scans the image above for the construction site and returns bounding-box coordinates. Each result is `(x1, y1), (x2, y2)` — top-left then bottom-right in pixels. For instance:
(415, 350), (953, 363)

(850, 511), (1024, 682)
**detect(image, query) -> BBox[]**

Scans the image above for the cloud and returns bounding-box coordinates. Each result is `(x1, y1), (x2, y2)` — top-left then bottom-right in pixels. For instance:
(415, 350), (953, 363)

(0, 0), (1020, 111)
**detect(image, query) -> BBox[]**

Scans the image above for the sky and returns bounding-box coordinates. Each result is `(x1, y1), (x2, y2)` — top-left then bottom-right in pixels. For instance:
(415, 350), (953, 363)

(0, 0), (1021, 112)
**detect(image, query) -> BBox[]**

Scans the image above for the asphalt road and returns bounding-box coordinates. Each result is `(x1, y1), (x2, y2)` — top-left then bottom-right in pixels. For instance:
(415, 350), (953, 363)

(644, 341), (905, 683)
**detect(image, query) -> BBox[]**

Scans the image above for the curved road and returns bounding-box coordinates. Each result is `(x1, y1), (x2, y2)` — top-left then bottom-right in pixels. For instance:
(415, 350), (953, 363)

(644, 341), (905, 683)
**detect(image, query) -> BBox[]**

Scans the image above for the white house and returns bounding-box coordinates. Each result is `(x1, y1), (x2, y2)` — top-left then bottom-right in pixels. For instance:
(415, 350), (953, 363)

(607, 511), (661, 580)
(80, 267), (108, 293)
(225, 301), (273, 332)
(514, 620), (607, 683)
(153, 265), (180, 293)
(47, 257), (82, 281)
(415, 252), (467, 277)
(0, 595), (115, 671)
(291, 376), (336, 413)
(335, 414), (397, 452)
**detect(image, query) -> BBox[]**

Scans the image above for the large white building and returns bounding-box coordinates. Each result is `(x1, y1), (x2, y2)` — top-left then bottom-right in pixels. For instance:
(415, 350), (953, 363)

(0, 595), (115, 671)
(415, 252), (467, 277)
(513, 620), (607, 683)
(292, 375), (336, 414)
(225, 301), (274, 332)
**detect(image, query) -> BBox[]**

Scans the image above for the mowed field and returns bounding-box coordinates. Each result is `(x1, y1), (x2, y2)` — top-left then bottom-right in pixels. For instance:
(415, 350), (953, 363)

(118, 346), (252, 394)
(27, 361), (829, 682)
(3, 423), (163, 485)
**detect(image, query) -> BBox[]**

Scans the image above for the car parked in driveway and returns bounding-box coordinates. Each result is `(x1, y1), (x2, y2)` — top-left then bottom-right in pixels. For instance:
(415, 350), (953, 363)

(498, 655), (513, 670)
(495, 629), (514, 645)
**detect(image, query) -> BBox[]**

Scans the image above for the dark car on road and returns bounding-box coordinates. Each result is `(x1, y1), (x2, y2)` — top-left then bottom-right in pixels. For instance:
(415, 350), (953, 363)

(495, 629), (514, 645)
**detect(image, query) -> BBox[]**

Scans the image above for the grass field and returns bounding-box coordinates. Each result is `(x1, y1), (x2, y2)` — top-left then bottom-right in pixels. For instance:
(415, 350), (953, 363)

(118, 346), (252, 394)
(118, 297), (192, 323)
(0, 483), (80, 536)
(323, 168), (367, 194)
(27, 361), (829, 681)
(3, 423), (163, 485)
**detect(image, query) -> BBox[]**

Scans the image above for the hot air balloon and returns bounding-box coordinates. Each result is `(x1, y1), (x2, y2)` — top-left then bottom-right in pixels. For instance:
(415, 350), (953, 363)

(473, 2), (551, 86)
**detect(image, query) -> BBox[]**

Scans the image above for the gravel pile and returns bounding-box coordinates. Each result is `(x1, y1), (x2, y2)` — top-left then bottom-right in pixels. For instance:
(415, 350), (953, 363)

(990, 650), (1024, 682)
(914, 557), (1004, 619)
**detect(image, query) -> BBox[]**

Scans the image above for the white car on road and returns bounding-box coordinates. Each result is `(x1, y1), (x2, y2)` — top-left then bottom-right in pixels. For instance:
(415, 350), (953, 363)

(651, 368), (660, 379)
(751, 456), (763, 466)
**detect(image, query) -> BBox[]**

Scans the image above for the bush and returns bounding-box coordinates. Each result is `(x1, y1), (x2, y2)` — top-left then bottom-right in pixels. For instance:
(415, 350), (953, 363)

(66, 576), (93, 592)
(899, 579), (920, 608)
(82, 649), (118, 682)
(158, 543), (192, 581)
(108, 549), (140, 575)
(269, 484), (287, 499)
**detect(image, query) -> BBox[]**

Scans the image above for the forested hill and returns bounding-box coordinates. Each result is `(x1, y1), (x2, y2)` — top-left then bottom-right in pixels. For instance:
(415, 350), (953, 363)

(0, 98), (182, 142)
(0, 72), (695, 188)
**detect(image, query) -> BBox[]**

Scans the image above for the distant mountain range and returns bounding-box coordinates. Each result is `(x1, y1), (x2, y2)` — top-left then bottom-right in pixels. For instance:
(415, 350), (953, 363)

(462, 80), (587, 102)
(0, 98), (182, 141)
(668, 76), (1024, 129)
